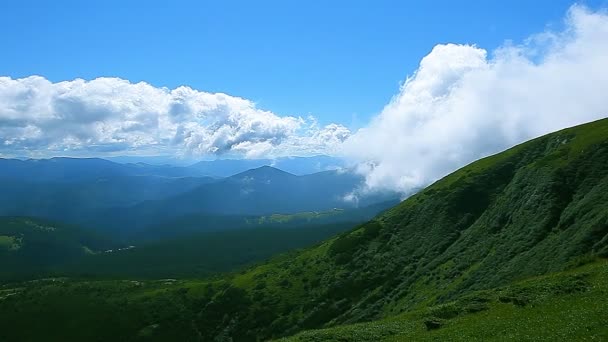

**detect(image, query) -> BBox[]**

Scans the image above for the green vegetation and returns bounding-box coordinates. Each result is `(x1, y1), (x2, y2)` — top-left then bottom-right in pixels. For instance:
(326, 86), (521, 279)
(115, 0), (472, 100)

(0, 259), (605, 341)
(0, 217), (115, 281)
(61, 223), (357, 279)
(279, 260), (608, 341)
(140, 200), (397, 241)
(1, 118), (608, 340)
(0, 235), (21, 251)
(0, 217), (360, 281)
(0, 199), (394, 282)
(255, 209), (346, 224)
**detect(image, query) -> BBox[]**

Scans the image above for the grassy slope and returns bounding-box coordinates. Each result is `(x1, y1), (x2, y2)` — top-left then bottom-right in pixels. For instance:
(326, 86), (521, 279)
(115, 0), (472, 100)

(1, 118), (607, 341)
(280, 260), (608, 341)
(0, 259), (605, 341)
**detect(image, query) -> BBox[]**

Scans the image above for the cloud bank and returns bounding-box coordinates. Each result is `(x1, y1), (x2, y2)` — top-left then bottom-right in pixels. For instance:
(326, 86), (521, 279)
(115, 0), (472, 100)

(0, 76), (350, 158)
(343, 5), (608, 194)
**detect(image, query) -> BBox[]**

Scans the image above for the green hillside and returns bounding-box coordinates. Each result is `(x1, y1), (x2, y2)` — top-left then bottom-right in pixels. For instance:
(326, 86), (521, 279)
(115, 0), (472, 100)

(280, 260), (608, 341)
(0, 217), (115, 281)
(1, 118), (607, 341)
(0, 218), (361, 282)
(138, 200), (398, 241)
(59, 223), (357, 279)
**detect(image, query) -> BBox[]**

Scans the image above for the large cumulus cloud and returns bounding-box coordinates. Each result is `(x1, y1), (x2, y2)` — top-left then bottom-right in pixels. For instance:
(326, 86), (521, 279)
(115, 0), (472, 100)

(0, 76), (350, 158)
(343, 5), (608, 194)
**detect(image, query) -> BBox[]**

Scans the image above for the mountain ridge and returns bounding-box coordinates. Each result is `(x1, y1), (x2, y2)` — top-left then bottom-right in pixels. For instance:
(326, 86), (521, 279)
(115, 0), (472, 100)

(230, 165), (297, 180)
(84, 166), (397, 234)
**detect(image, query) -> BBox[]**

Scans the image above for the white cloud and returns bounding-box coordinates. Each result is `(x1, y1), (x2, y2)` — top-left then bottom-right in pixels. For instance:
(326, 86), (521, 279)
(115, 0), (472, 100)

(343, 5), (608, 194)
(0, 76), (350, 158)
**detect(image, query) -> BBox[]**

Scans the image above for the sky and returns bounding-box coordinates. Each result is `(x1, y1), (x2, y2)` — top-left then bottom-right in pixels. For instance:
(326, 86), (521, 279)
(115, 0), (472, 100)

(1, 1), (608, 193)
(2, 0), (604, 125)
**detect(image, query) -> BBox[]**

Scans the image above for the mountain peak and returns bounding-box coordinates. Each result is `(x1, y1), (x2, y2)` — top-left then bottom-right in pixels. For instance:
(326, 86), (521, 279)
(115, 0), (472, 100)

(230, 165), (296, 179)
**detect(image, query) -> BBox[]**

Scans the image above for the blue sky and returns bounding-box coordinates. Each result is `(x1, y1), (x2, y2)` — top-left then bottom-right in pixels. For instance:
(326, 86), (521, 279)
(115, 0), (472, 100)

(1, 0), (605, 127)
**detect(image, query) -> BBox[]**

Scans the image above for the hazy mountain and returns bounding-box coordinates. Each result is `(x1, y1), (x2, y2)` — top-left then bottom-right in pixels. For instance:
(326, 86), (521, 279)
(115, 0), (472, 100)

(0, 158), (218, 218)
(88, 166), (397, 234)
(0, 175), (216, 223)
(0, 157), (396, 238)
(188, 155), (345, 177)
(0, 157), (210, 181)
(0, 157), (223, 225)
(104, 155), (198, 166)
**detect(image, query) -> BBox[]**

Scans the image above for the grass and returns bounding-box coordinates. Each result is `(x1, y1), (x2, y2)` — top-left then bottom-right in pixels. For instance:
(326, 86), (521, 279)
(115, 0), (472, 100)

(279, 260), (608, 341)
(0, 235), (20, 251)
(256, 209), (346, 224)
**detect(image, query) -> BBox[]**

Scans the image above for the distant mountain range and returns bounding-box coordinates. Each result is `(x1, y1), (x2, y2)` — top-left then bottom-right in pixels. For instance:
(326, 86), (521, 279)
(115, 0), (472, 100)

(81, 165), (398, 235)
(0, 156), (398, 239)
(0, 157), (208, 180)
(98, 154), (345, 176)
(188, 155), (345, 176)
(0, 154), (345, 179)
